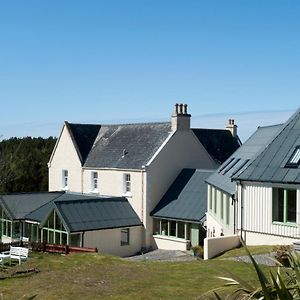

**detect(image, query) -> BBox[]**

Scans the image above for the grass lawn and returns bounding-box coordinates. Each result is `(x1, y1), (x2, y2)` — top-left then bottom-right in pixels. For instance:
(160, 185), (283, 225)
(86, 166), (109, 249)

(0, 247), (275, 300)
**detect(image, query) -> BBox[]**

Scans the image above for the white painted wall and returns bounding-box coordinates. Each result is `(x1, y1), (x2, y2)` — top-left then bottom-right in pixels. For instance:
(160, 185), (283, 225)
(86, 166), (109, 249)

(82, 169), (144, 220)
(48, 125), (82, 192)
(153, 235), (189, 251)
(242, 231), (298, 245)
(238, 182), (300, 244)
(83, 226), (142, 257)
(145, 130), (218, 248)
(204, 235), (241, 260)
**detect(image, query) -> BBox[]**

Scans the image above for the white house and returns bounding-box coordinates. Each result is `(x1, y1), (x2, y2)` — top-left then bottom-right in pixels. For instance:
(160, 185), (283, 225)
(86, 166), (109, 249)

(205, 107), (300, 257)
(0, 104), (240, 257)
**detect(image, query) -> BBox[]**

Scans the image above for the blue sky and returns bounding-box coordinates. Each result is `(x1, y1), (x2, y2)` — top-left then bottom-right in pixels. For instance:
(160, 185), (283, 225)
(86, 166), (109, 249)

(1, 0), (299, 141)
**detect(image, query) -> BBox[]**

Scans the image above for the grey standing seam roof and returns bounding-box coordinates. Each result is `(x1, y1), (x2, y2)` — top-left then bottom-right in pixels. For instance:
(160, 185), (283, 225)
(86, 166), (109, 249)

(53, 196), (142, 232)
(192, 129), (240, 164)
(0, 192), (64, 220)
(84, 123), (171, 169)
(151, 169), (214, 222)
(233, 108), (300, 184)
(206, 124), (282, 194)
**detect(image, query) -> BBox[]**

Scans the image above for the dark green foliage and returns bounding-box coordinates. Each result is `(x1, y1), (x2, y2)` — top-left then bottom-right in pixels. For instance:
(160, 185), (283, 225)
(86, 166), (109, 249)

(0, 137), (56, 193)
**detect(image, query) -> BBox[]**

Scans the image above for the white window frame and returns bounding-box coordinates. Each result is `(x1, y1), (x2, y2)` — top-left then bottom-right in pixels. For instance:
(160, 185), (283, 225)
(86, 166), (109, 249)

(91, 171), (98, 192)
(62, 170), (68, 190)
(123, 173), (131, 194)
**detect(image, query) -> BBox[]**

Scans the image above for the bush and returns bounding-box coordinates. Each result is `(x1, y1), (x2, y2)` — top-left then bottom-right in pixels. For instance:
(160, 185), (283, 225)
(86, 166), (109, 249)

(192, 245), (204, 258)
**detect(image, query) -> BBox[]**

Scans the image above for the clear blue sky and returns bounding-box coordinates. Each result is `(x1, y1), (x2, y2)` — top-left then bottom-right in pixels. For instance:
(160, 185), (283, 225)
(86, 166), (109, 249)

(1, 0), (300, 141)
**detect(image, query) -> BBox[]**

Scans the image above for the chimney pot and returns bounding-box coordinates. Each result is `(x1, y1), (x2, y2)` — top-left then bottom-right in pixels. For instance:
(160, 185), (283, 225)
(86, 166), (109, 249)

(171, 103), (191, 131)
(226, 119), (237, 137)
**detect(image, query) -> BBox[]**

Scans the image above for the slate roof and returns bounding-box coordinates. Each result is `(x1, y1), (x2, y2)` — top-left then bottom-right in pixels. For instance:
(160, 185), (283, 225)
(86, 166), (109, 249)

(52, 196), (142, 232)
(206, 124), (282, 194)
(84, 122), (171, 169)
(151, 169), (214, 223)
(192, 129), (241, 164)
(66, 122), (101, 164)
(0, 192), (64, 220)
(233, 108), (300, 184)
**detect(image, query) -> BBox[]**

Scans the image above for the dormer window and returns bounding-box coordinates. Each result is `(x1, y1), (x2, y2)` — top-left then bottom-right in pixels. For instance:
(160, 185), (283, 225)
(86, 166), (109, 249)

(286, 146), (300, 168)
(62, 170), (68, 190)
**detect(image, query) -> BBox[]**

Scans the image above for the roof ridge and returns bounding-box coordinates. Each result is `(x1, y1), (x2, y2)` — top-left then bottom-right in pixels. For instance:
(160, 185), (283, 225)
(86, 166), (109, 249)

(67, 121), (170, 127)
(0, 191), (64, 196)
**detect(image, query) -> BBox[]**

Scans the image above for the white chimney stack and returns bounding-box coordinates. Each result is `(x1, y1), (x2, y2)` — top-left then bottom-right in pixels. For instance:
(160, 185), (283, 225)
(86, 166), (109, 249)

(226, 119), (237, 137)
(171, 103), (191, 131)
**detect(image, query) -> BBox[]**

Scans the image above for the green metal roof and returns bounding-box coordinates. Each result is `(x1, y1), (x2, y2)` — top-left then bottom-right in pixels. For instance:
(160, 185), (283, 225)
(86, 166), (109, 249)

(151, 169), (214, 223)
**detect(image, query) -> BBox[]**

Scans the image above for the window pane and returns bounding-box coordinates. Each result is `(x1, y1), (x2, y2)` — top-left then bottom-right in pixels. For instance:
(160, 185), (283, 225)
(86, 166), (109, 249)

(70, 234), (81, 247)
(287, 189), (296, 223)
(121, 228), (129, 246)
(226, 196), (230, 225)
(169, 221), (176, 237)
(214, 189), (217, 214)
(209, 186), (212, 211)
(273, 188), (284, 222)
(220, 193), (224, 220)
(161, 220), (168, 235)
(153, 219), (160, 235)
(177, 222), (185, 239)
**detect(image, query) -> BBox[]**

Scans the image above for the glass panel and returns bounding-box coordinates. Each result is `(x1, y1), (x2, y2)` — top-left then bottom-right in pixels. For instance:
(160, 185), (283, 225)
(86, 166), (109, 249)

(214, 189), (217, 214)
(273, 188), (284, 222)
(12, 222), (20, 238)
(287, 189), (296, 223)
(49, 231), (54, 244)
(226, 196), (230, 225)
(186, 223), (191, 240)
(209, 186), (212, 211)
(55, 232), (60, 244)
(48, 211), (55, 229)
(55, 215), (61, 229)
(121, 228), (129, 246)
(153, 219), (160, 235)
(177, 222), (185, 239)
(61, 233), (68, 245)
(7, 222), (11, 237)
(169, 221), (176, 237)
(3, 221), (7, 236)
(220, 193), (224, 220)
(161, 220), (168, 236)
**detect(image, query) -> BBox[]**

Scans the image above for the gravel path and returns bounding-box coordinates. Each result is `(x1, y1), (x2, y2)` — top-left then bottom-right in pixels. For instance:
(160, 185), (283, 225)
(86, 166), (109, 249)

(125, 249), (198, 262)
(224, 252), (277, 266)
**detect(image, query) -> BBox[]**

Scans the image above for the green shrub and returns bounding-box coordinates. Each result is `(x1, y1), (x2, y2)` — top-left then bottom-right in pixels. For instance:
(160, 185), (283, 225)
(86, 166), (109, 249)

(192, 245), (204, 258)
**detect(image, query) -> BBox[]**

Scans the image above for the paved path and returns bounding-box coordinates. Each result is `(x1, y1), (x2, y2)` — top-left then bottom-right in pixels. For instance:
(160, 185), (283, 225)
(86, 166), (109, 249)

(224, 252), (277, 266)
(125, 249), (198, 262)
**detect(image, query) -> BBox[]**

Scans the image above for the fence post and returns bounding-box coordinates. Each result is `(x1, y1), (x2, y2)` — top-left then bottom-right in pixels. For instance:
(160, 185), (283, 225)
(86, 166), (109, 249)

(43, 242), (46, 252)
(65, 245), (69, 255)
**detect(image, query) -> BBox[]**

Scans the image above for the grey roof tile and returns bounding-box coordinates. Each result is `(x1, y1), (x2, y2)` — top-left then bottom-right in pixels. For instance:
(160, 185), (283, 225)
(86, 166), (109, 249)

(192, 129), (240, 164)
(151, 169), (214, 222)
(84, 123), (171, 169)
(67, 123), (101, 164)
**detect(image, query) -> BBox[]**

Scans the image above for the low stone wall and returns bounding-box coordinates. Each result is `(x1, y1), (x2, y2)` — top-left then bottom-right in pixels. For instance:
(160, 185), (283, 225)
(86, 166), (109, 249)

(204, 235), (241, 260)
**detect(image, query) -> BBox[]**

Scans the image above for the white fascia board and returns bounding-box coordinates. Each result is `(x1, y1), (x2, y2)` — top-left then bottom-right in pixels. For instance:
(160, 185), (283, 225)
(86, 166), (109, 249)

(146, 131), (175, 167)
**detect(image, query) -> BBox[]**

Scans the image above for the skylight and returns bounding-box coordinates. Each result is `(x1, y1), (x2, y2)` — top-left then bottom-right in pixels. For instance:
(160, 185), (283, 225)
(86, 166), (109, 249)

(286, 147), (300, 168)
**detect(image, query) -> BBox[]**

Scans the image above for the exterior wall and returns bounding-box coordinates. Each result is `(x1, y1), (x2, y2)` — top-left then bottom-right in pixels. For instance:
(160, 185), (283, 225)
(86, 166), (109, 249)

(206, 184), (235, 238)
(48, 125), (82, 192)
(82, 169), (144, 220)
(238, 182), (300, 245)
(146, 130), (218, 248)
(204, 235), (241, 260)
(153, 235), (189, 251)
(83, 226), (142, 257)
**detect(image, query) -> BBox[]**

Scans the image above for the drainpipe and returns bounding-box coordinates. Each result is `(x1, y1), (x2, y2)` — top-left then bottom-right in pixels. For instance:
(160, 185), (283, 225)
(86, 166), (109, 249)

(238, 180), (245, 243)
(141, 166), (146, 248)
(232, 194), (236, 234)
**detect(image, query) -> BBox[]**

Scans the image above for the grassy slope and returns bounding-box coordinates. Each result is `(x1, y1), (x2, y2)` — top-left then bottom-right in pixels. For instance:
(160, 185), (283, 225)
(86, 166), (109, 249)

(0, 247), (274, 300)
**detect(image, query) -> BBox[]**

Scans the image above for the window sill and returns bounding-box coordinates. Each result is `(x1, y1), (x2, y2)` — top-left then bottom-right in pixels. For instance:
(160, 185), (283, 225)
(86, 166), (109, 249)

(123, 192), (132, 198)
(153, 234), (188, 243)
(272, 221), (297, 228)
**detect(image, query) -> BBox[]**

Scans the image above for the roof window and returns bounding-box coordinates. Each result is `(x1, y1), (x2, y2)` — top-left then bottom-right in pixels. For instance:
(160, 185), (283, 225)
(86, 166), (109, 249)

(286, 146), (300, 168)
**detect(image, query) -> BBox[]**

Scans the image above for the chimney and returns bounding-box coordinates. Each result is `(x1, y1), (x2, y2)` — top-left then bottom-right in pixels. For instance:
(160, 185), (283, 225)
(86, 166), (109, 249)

(171, 103), (191, 131)
(226, 119), (237, 138)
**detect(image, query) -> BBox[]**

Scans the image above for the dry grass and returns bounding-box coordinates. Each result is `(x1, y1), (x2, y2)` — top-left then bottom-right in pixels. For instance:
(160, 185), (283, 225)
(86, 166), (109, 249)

(0, 248), (273, 300)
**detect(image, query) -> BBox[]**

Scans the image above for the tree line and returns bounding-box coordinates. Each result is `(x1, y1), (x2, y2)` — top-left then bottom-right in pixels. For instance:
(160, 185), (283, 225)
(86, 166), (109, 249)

(0, 137), (57, 193)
